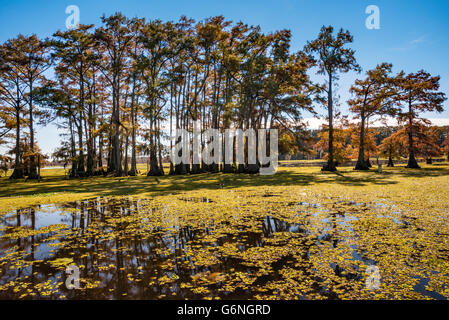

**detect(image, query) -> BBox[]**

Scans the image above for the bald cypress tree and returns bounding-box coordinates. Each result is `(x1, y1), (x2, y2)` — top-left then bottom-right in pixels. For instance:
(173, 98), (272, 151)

(305, 26), (360, 172)
(348, 63), (397, 170)
(0, 40), (28, 179)
(395, 71), (446, 169)
(12, 35), (51, 179)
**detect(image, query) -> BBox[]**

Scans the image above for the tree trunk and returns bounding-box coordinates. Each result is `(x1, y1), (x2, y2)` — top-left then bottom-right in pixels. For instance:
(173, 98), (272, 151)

(147, 119), (163, 176)
(98, 106), (104, 170)
(129, 73), (138, 176)
(69, 111), (77, 177)
(85, 111), (94, 176)
(406, 103), (420, 169)
(76, 118), (85, 176)
(355, 114), (369, 170)
(124, 133), (129, 175)
(27, 81), (39, 179)
(10, 108), (24, 179)
(98, 132), (103, 169)
(114, 77), (123, 176)
(366, 158), (372, 168)
(147, 150), (163, 176)
(157, 121), (164, 176)
(322, 73), (336, 172)
(387, 156), (394, 167)
(387, 149), (394, 167)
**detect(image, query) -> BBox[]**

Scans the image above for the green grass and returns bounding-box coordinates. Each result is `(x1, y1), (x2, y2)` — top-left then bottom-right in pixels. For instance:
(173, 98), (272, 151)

(1, 162), (449, 213)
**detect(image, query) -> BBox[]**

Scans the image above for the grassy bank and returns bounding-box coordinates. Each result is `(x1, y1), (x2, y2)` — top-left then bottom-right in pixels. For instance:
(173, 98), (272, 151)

(1, 162), (448, 213)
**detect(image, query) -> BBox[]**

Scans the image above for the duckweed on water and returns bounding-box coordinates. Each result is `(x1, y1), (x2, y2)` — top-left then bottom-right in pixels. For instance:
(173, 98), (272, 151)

(0, 166), (448, 300)
(0, 185), (447, 300)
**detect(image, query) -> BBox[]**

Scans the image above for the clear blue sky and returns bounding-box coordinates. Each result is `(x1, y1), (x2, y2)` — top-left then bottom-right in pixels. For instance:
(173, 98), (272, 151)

(1, 0), (448, 154)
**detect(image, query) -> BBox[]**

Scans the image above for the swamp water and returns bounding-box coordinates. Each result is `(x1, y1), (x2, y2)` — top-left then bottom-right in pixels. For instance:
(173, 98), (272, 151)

(0, 193), (447, 300)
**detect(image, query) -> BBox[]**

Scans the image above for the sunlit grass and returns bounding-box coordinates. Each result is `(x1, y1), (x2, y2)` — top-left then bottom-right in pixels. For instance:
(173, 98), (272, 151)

(1, 162), (448, 213)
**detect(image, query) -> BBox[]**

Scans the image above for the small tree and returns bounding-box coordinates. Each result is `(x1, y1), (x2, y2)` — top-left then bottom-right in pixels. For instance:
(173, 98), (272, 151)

(315, 121), (353, 166)
(416, 126), (441, 164)
(278, 130), (299, 158)
(387, 124), (442, 166)
(378, 133), (404, 167)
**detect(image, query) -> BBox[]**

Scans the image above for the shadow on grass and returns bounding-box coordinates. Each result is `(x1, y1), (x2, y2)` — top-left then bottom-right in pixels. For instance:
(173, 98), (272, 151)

(1, 164), (449, 199)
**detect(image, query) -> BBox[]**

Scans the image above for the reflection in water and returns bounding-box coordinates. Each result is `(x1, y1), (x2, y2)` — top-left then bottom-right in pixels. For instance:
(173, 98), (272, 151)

(0, 198), (304, 299)
(0, 197), (446, 300)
